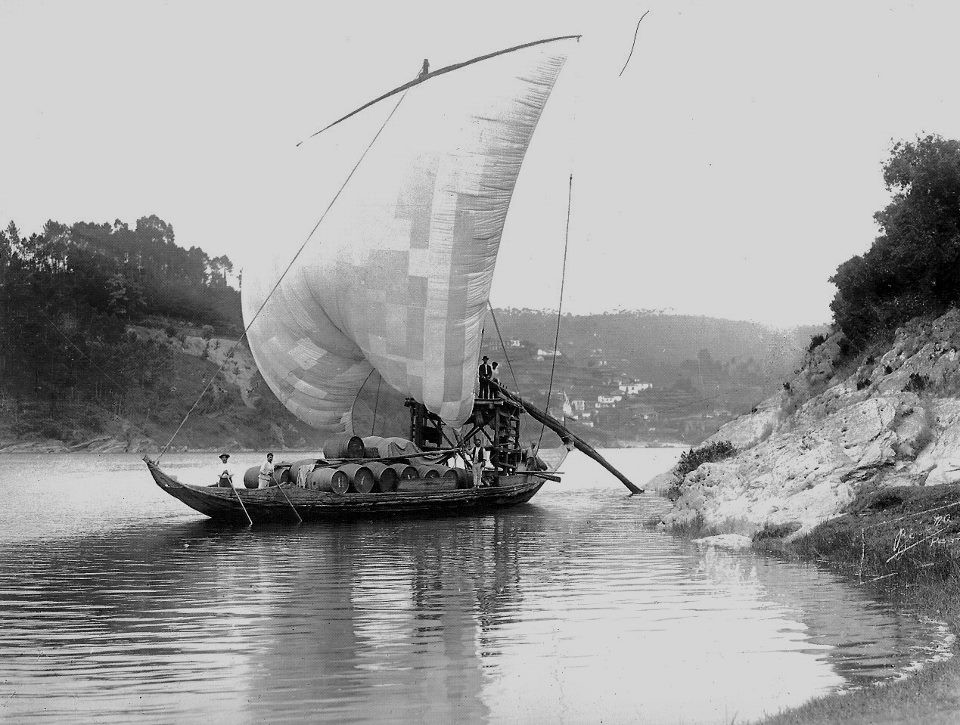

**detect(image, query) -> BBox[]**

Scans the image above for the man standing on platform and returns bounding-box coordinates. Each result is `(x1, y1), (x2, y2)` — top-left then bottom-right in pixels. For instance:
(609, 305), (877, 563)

(490, 361), (501, 397)
(478, 355), (492, 399)
(258, 452), (275, 489)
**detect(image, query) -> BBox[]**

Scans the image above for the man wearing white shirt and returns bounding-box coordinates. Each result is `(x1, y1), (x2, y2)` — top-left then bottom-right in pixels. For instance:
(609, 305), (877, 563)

(258, 452), (275, 489)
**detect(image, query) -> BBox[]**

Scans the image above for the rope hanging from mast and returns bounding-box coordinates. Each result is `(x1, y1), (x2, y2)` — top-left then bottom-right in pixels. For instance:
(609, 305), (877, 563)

(487, 301), (522, 396)
(619, 11), (650, 77)
(538, 173), (574, 450)
(156, 91), (409, 461)
(370, 375), (382, 436)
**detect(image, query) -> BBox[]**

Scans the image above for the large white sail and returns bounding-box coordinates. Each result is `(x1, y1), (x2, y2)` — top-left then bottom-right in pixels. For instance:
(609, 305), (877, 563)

(242, 41), (572, 433)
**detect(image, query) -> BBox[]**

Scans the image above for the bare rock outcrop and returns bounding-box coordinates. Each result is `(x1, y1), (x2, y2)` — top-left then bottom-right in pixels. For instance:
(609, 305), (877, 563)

(663, 310), (960, 538)
(130, 326), (261, 407)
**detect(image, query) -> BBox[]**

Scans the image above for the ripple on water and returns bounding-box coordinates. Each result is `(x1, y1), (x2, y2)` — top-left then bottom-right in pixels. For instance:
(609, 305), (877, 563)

(0, 450), (952, 724)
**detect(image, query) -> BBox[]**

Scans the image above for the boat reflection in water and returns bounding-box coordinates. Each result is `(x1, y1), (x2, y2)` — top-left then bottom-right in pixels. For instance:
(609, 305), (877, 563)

(0, 450), (953, 723)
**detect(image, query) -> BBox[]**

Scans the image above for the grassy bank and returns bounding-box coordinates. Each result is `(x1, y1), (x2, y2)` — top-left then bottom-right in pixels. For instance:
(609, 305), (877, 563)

(756, 484), (960, 724)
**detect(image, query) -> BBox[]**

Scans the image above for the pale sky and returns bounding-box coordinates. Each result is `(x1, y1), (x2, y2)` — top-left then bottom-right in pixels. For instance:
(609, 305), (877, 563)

(2, 1), (958, 327)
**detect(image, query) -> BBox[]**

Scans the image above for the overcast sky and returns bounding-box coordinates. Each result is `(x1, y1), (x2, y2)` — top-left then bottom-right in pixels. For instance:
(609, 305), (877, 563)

(2, 1), (958, 327)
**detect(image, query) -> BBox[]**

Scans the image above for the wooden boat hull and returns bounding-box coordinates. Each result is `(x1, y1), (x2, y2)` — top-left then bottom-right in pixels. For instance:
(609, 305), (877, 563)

(145, 458), (547, 524)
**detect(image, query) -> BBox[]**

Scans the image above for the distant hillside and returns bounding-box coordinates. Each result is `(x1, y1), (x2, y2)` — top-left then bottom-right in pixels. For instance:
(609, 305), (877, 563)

(488, 309), (818, 386)
(479, 309), (823, 444)
(0, 216), (820, 450)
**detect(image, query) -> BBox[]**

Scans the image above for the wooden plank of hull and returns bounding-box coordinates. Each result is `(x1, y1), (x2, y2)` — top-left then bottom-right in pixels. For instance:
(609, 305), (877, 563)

(144, 459), (544, 523)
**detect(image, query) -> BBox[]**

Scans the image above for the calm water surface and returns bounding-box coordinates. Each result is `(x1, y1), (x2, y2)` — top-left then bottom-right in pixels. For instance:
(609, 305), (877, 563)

(0, 449), (952, 723)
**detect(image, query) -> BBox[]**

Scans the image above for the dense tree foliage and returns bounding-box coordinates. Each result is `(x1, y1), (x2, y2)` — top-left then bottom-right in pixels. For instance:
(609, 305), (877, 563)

(831, 135), (960, 345)
(0, 215), (240, 409)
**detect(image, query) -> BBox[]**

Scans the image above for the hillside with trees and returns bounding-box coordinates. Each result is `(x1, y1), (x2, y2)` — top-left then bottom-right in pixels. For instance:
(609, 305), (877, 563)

(479, 309), (820, 444)
(0, 214), (814, 451)
(0, 215), (317, 451)
(830, 135), (960, 348)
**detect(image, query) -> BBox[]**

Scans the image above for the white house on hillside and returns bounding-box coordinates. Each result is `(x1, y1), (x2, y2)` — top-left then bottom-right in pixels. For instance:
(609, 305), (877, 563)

(596, 393), (623, 407)
(618, 380), (653, 395)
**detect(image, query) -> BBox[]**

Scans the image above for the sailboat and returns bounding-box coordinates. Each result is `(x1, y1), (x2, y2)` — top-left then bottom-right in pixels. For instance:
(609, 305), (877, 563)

(145, 35), (639, 523)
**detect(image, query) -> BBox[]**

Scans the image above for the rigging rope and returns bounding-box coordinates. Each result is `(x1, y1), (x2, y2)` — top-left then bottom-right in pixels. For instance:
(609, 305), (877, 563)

(370, 375), (382, 436)
(157, 91), (409, 461)
(619, 11), (650, 77)
(538, 174), (574, 450)
(487, 301), (522, 396)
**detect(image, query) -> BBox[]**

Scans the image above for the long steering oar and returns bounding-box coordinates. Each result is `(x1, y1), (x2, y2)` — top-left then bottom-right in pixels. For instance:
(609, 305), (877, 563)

(273, 480), (303, 524)
(492, 382), (644, 494)
(230, 484), (254, 526)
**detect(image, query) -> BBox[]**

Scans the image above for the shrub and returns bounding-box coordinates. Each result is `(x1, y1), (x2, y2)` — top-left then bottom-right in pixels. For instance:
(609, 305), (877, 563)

(671, 440), (737, 494)
(808, 334), (827, 352)
(905, 372), (929, 393)
(164, 324), (176, 337)
(200, 324), (215, 340)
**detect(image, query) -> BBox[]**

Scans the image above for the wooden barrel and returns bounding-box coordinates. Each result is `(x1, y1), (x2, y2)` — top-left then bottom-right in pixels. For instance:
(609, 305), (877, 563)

(272, 467), (291, 485)
(322, 435), (365, 459)
(440, 468), (459, 482)
(306, 466), (349, 493)
(289, 459), (318, 487)
(452, 468), (473, 489)
(242, 466), (260, 489)
(365, 462), (399, 492)
(389, 463), (418, 481)
(338, 463), (375, 493)
(415, 465), (441, 480)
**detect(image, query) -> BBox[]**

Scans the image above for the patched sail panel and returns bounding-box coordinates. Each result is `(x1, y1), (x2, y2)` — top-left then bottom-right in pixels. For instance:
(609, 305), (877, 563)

(243, 43), (571, 433)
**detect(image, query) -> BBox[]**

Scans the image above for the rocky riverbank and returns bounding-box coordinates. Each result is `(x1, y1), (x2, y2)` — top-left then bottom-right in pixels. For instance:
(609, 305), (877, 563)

(650, 308), (960, 723)
(658, 309), (960, 539)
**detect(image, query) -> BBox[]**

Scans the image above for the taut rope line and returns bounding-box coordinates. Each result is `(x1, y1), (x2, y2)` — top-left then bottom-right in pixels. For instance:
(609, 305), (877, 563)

(619, 11), (650, 77)
(157, 91), (409, 461)
(538, 173), (573, 450)
(487, 302), (523, 396)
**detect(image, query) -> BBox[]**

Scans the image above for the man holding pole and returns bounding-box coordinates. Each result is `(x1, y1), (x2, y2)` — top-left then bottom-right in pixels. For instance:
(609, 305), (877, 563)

(258, 452), (275, 489)
(215, 453), (233, 487)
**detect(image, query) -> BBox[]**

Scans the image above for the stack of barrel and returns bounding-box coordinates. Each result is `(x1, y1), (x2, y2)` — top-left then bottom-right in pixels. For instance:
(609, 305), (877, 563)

(244, 435), (473, 495)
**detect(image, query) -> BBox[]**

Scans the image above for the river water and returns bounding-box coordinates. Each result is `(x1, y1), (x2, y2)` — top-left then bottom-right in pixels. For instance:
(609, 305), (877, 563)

(0, 449), (952, 723)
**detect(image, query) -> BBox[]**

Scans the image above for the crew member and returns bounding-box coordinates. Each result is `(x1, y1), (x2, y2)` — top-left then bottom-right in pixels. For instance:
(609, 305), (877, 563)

(478, 356), (492, 399)
(525, 440), (547, 471)
(258, 452), (275, 489)
(215, 453), (233, 487)
(490, 361), (501, 397)
(471, 437), (485, 488)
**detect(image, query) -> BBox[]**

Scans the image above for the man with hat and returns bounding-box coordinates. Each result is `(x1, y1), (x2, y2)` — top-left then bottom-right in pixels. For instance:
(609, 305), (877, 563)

(477, 355), (492, 400)
(215, 453), (233, 487)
